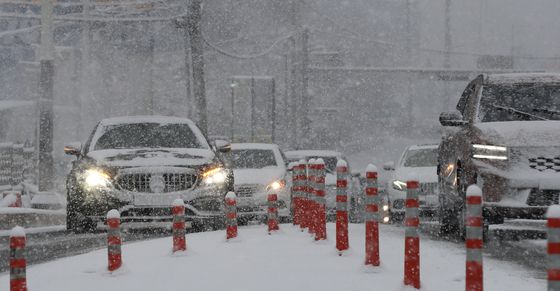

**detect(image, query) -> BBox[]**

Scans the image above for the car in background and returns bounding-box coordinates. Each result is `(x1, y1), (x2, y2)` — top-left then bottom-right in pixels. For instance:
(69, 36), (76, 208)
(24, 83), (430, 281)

(284, 150), (362, 221)
(438, 73), (560, 234)
(383, 144), (439, 222)
(64, 116), (233, 232)
(231, 143), (290, 223)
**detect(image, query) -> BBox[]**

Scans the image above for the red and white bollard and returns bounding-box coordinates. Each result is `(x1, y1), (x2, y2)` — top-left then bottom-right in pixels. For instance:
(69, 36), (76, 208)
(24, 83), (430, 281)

(172, 199), (187, 253)
(336, 159), (349, 253)
(225, 192), (238, 240)
(292, 161), (305, 226)
(364, 164), (380, 266)
(268, 193), (279, 233)
(300, 159), (310, 231)
(466, 185), (483, 291)
(404, 176), (420, 289)
(547, 204), (560, 291)
(307, 159), (317, 235)
(107, 209), (122, 272)
(315, 158), (327, 241)
(10, 226), (26, 291)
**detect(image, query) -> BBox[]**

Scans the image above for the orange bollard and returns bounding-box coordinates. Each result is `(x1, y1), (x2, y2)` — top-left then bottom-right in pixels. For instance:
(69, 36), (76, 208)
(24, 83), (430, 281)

(465, 186), (483, 291)
(10, 226), (26, 291)
(307, 159), (317, 235)
(107, 209), (122, 272)
(404, 176), (420, 289)
(336, 159), (349, 253)
(315, 159), (327, 241)
(268, 193), (279, 233)
(172, 199), (187, 253)
(364, 164), (380, 266)
(225, 192), (238, 240)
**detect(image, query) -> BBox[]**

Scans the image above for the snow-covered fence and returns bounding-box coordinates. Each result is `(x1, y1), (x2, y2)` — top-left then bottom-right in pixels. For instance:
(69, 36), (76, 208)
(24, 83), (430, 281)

(404, 176), (421, 289)
(267, 193), (279, 234)
(0, 142), (36, 193)
(364, 165), (380, 266)
(225, 192), (237, 240)
(466, 186), (483, 291)
(172, 199), (187, 253)
(336, 160), (349, 253)
(9, 226), (26, 291)
(314, 159), (327, 241)
(548, 205), (560, 291)
(107, 210), (122, 272)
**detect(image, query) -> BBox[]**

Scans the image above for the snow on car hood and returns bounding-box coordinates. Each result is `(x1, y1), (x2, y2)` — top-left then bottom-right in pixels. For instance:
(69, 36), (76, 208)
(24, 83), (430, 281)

(87, 148), (215, 167)
(475, 121), (560, 147)
(233, 167), (285, 186)
(393, 166), (437, 183)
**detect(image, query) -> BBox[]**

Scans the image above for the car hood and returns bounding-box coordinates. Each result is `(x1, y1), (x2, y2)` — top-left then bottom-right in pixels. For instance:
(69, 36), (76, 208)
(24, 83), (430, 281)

(393, 166), (437, 183)
(87, 148), (215, 167)
(475, 121), (560, 147)
(233, 168), (285, 186)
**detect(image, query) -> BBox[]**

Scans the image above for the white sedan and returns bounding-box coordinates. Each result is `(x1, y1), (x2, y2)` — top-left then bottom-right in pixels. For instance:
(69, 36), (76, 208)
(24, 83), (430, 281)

(383, 144), (439, 221)
(231, 143), (290, 222)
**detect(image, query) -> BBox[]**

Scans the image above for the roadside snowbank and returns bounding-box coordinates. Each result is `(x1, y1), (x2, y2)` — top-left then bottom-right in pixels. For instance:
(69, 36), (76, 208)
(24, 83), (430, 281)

(0, 224), (544, 291)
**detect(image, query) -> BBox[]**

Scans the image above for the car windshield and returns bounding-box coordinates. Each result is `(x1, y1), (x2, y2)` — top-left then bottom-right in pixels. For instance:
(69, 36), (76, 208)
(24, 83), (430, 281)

(403, 148), (438, 167)
(94, 123), (204, 150)
(231, 149), (277, 169)
(479, 84), (560, 122)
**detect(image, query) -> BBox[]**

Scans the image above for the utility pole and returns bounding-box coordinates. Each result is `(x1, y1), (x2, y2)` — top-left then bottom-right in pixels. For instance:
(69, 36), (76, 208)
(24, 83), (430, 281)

(79, 0), (91, 136)
(405, 0), (414, 130)
(38, 0), (55, 191)
(299, 27), (310, 148)
(186, 0), (207, 134)
(444, 0), (452, 69)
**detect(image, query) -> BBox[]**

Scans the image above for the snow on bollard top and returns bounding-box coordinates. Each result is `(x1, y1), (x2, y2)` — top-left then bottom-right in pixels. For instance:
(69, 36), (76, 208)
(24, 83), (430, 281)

(287, 162), (296, 170)
(172, 199), (185, 207)
(466, 185), (482, 197)
(316, 158), (325, 165)
(226, 191), (237, 199)
(336, 159), (347, 168)
(107, 209), (120, 219)
(299, 159), (307, 165)
(308, 158), (316, 165)
(547, 205), (560, 219)
(366, 164), (377, 173)
(10, 226), (25, 238)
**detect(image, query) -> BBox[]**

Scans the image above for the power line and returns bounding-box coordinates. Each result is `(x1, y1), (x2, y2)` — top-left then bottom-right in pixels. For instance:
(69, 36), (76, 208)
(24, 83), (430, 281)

(202, 31), (295, 60)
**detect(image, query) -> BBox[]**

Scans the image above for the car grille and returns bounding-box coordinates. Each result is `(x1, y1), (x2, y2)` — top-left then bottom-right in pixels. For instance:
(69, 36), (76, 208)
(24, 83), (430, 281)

(420, 182), (438, 195)
(528, 157), (560, 172)
(116, 172), (197, 193)
(235, 184), (260, 197)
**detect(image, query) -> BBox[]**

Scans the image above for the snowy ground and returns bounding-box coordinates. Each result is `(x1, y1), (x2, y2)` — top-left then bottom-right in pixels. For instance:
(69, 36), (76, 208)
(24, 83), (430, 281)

(0, 223), (544, 291)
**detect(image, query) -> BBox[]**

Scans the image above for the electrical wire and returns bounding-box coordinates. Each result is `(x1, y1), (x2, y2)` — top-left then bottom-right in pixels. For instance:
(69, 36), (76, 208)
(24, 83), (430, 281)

(202, 31), (295, 59)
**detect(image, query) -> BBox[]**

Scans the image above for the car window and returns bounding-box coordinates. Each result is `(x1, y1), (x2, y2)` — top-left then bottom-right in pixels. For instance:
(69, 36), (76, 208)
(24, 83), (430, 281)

(403, 148), (438, 167)
(93, 123), (204, 150)
(231, 149), (278, 169)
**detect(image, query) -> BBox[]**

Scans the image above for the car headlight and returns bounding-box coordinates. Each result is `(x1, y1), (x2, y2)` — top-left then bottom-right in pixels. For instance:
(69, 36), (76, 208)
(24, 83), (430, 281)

(84, 169), (111, 189)
(383, 204), (389, 211)
(392, 180), (407, 191)
(266, 179), (286, 192)
(202, 167), (227, 185)
(472, 144), (508, 160)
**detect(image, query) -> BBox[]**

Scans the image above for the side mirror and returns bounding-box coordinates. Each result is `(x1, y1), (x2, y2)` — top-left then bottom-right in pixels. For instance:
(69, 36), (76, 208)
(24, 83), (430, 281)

(383, 161), (395, 171)
(439, 111), (467, 127)
(64, 142), (82, 157)
(214, 140), (231, 153)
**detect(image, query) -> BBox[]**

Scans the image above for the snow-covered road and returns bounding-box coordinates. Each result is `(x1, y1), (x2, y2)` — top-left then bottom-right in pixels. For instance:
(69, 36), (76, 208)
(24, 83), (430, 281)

(0, 223), (544, 291)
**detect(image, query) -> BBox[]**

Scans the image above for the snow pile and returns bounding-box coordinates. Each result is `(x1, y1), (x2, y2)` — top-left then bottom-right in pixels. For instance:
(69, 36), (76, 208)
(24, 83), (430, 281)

(0, 224), (544, 291)
(336, 159), (347, 168)
(467, 185), (483, 197)
(0, 193), (17, 207)
(107, 209), (120, 219)
(10, 226), (25, 238)
(225, 191), (236, 199)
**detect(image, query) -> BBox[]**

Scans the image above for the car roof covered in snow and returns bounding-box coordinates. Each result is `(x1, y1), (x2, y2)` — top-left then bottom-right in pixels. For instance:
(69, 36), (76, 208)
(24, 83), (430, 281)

(284, 150), (342, 159)
(407, 144), (438, 150)
(231, 143), (280, 150)
(100, 116), (196, 126)
(484, 73), (560, 85)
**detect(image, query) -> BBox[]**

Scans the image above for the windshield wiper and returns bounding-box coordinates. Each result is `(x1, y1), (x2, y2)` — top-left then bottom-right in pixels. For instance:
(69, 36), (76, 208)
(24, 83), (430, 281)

(490, 104), (548, 121)
(533, 107), (560, 116)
